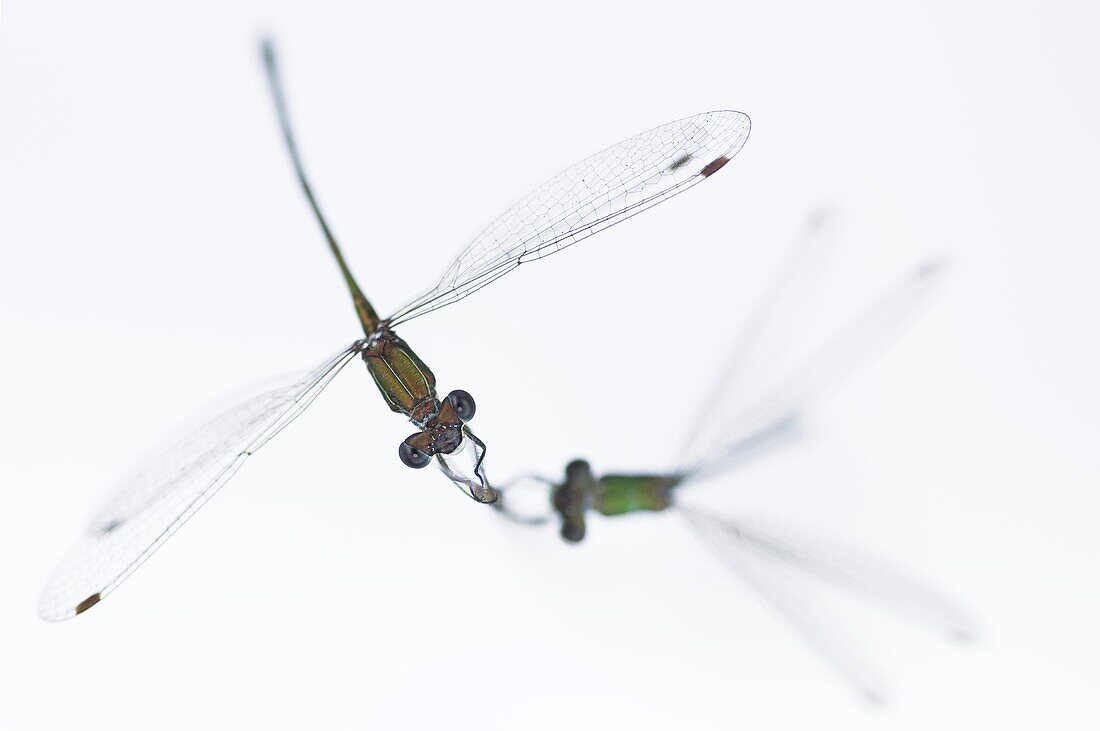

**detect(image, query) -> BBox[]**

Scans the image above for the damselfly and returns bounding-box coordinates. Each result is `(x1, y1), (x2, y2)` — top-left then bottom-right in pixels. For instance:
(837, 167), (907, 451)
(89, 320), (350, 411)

(36, 41), (750, 621)
(495, 214), (975, 700)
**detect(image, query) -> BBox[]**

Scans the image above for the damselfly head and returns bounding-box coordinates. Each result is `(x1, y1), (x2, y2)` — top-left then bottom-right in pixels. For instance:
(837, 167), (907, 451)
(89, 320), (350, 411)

(398, 424), (459, 466)
(398, 389), (480, 468)
(552, 459), (594, 543)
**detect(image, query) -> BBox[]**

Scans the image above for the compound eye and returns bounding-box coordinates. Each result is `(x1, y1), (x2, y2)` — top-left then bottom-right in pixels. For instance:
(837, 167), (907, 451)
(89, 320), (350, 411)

(398, 439), (431, 469)
(561, 521), (585, 543)
(446, 389), (476, 421)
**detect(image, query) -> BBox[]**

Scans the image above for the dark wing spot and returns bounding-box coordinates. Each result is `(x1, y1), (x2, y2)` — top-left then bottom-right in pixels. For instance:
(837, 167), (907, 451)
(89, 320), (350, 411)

(75, 593), (101, 615)
(700, 156), (730, 178)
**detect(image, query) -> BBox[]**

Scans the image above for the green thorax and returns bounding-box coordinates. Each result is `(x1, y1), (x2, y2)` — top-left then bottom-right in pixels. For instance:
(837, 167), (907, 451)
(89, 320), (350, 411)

(362, 327), (438, 420)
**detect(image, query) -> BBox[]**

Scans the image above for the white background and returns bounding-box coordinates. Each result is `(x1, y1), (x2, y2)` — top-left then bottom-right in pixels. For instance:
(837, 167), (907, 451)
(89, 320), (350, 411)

(1, 1), (1098, 728)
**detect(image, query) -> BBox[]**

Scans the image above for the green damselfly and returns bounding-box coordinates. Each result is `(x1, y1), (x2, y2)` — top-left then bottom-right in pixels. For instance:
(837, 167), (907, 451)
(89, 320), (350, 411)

(37, 41), (750, 621)
(495, 214), (976, 700)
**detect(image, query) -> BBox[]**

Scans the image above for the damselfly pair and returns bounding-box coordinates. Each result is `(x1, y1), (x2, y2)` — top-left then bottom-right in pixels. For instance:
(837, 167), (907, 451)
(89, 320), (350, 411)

(37, 41), (751, 621)
(38, 45), (971, 703)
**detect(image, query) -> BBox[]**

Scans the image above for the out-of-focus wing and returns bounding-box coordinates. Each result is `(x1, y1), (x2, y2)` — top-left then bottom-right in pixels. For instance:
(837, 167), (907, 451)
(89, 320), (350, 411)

(678, 210), (836, 470)
(682, 508), (978, 639)
(680, 507), (977, 701)
(388, 111), (751, 325)
(678, 258), (944, 482)
(37, 341), (364, 621)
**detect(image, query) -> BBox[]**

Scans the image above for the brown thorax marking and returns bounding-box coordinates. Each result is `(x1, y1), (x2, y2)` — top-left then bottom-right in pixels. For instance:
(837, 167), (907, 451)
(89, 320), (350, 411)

(408, 397), (441, 428)
(362, 326), (393, 358)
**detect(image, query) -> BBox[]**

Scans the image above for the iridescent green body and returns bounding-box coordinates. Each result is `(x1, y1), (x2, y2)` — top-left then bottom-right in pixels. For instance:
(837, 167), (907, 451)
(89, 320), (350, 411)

(362, 327), (438, 419)
(552, 459), (679, 542)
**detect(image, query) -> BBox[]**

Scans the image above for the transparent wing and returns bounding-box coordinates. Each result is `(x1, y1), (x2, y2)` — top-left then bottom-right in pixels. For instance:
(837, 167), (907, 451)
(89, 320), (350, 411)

(681, 508), (977, 639)
(679, 210), (836, 466)
(680, 507), (977, 701)
(389, 110), (751, 325)
(680, 505), (887, 701)
(37, 341), (364, 621)
(678, 258), (944, 482)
